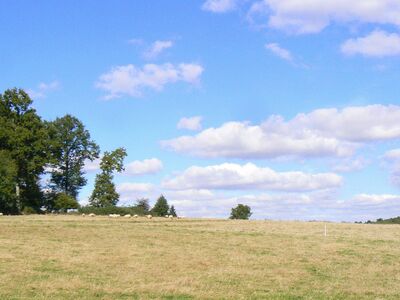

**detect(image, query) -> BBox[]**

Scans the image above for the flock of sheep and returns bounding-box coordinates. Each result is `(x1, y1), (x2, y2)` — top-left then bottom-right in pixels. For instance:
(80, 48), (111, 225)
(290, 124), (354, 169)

(82, 213), (181, 219)
(0, 212), (182, 219)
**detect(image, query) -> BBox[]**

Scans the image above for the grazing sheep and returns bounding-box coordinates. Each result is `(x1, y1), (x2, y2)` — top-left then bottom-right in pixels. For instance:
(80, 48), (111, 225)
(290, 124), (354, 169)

(0, 213), (3, 216)
(168, 215), (173, 219)
(146, 214), (152, 219)
(109, 214), (121, 218)
(165, 215), (169, 218)
(89, 213), (96, 217)
(133, 214), (138, 218)
(124, 214), (131, 218)
(81, 213), (86, 217)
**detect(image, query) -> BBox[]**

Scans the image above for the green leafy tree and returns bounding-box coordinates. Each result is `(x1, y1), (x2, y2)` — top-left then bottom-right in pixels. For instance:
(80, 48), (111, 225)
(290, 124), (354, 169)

(0, 150), (18, 214)
(54, 193), (80, 212)
(89, 148), (127, 207)
(151, 195), (169, 216)
(0, 88), (50, 212)
(169, 205), (177, 217)
(229, 204), (252, 220)
(47, 115), (99, 199)
(135, 198), (150, 214)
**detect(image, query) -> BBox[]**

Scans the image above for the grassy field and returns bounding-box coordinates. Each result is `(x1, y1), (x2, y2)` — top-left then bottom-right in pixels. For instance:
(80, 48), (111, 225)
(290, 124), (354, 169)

(0, 215), (399, 299)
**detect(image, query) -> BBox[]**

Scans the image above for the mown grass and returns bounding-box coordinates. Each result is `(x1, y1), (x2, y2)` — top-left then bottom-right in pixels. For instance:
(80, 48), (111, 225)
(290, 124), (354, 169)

(0, 215), (399, 299)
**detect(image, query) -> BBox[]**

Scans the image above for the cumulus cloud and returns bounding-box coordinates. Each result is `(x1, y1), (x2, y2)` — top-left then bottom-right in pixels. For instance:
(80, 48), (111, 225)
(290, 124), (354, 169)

(27, 81), (59, 99)
(162, 105), (400, 159)
(165, 189), (216, 201)
(143, 40), (173, 59)
(123, 158), (163, 176)
(265, 43), (293, 61)
(202, 0), (237, 13)
(341, 30), (400, 57)
(96, 63), (204, 99)
(248, 0), (400, 34)
(177, 116), (203, 131)
(351, 193), (400, 205)
(331, 157), (368, 173)
(162, 163), (342, 192)
(162, 188), (400, 221)
(383, 149), (400, 186)
(83, 158), (101, 173)
(116, 182), (156, 204)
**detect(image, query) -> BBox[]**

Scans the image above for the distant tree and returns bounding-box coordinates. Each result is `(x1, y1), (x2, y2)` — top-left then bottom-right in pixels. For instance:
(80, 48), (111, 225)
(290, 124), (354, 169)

(169, 205), (177, 217)
(47, 115), (99, 199)
(0, 88), (50, 212)
(89, 148), (127, 207)
(0, 150), (18, 214)
(135, 198), (150, 214)
(151, 195), (169, 216)
(229, 204), (252, 220)
(54, 193), (79, 212)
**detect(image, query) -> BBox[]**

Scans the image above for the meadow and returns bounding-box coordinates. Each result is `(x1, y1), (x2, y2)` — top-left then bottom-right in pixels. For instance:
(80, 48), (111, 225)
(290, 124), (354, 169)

(0, 215), (399, 299)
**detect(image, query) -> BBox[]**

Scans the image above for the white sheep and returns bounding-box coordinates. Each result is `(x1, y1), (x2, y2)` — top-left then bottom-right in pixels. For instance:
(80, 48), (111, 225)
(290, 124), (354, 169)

(82, 213), (86, 217)
(0, 213), (3, 216)
(164, 215), (169, 218)
(89, 213), (96, 217)
(146, 214), (152, 219)
(133, 214), (138, 218)
(109, 214), (121, 218)
(168, 215), (173, 219)
(124, 214), (131, 218)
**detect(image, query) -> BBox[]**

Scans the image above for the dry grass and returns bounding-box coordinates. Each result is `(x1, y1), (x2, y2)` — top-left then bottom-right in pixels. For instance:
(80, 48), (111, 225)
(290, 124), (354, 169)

(0, 215), (399, 299)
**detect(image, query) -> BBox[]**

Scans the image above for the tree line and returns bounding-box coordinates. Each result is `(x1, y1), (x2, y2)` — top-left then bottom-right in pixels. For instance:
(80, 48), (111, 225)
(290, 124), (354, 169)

(0, 88), (176, 216)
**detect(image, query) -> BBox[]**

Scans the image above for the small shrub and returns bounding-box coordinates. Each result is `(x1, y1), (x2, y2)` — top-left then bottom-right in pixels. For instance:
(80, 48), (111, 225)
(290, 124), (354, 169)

(54, 193), (79, 213)
(22, 206), (37, 215)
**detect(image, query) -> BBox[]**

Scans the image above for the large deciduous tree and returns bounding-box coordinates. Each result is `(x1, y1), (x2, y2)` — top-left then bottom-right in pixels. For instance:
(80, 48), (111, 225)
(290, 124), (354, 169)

(89, 147), (127, 207)
(0, 150), (18, 214)
(0, 88), (50, 212)
(48, 115), (99, 199)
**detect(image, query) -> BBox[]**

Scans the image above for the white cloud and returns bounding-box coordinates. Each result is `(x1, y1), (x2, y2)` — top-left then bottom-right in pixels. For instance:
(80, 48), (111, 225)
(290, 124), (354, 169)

(83, 158), (101, 173)
(96, 63), (204, 99)
(202, 0), (237, 13)
(116, 182), (156, 204)
(331, 157), (368, 173)
(351, 193), (400, 205)
(127, 38), (144, 45)
(163, 105), (400, 159)
(27, 81), (59, 99)
(143, 40), (173, 59)
(384, 149), (400, 160)
(165, 189), (216, 201)
(123, 158), (163, 176)
(265, 43), (293, 61)
(177, 116), (203, 131)
(162, 163), (342, 192)
(383, 149), (400, 186)
(341, 30), (400, 57)
(249, 0), (400, 34)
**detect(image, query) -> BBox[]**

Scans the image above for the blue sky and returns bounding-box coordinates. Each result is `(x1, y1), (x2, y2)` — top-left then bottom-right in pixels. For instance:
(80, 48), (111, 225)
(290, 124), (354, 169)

(2, 0), (400, 221)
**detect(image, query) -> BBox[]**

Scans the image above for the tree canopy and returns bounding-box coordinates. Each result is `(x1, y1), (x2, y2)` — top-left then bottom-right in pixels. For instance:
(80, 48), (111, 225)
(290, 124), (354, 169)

(89, 148), (127, 207)
(230, 204), (252, 220)
(152, 195), (170, 216)
(47, 114), (99, 199)
(0, 88), (50, 211)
